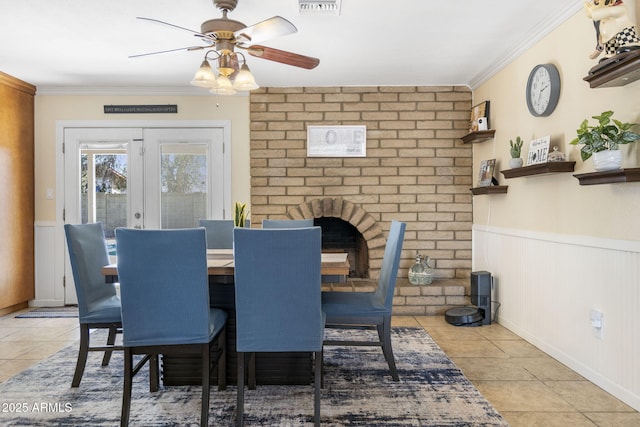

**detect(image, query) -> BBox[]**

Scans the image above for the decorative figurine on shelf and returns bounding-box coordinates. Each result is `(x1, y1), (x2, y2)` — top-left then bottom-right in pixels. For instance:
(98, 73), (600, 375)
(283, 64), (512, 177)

(408, 253), (434, 285)
(509, 136), (524, 168)
(584, 0), (640, 61)
(548, 146), (567, 162)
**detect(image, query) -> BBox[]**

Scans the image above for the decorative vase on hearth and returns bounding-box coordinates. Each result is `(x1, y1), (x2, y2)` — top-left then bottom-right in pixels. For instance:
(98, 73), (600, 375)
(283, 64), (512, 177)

(408, 254), (433, 285)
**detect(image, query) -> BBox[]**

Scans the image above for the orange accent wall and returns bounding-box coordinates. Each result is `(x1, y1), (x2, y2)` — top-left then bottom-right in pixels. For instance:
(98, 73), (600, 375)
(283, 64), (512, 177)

(0, 71), (35, 310)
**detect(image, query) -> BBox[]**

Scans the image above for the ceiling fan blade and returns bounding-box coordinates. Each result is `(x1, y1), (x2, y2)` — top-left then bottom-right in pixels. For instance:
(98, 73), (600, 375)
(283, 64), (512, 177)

(235, 16), (296, 45)
(246, 45), (319, 69)
(129, 46), (205, 59)
(136, 17), (204, 36)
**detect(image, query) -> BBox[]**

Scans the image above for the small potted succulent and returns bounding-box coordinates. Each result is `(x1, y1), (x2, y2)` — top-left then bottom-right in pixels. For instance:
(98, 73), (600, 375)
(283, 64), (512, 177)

(509, 136), (524, 168)
(570, 111), (640, 171)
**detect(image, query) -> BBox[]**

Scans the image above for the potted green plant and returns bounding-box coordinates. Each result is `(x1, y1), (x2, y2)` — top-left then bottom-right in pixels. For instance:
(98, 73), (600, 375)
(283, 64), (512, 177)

(234, 202), (248, 227)
(570, 110), (640, 171)
(509, 136), (524, 168)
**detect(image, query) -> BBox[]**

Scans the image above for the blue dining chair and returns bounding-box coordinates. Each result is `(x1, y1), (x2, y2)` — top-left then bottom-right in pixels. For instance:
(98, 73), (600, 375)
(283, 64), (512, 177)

(64, 222), (122, 388)
(262, 218), (314, 228)
(321, 220), (406, 381)
(115, 228), (228, 427)
(199, 219), (251, 249)
(261, 218), (343, 282)
(233, 227), (324, 427)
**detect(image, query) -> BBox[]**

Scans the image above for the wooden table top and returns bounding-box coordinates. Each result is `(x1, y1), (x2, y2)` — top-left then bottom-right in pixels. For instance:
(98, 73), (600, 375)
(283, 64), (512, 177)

(102, 250), (350, 277)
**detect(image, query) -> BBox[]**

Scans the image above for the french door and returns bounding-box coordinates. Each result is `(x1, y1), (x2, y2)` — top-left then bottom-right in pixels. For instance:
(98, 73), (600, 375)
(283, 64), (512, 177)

(63, 125), (228, 303)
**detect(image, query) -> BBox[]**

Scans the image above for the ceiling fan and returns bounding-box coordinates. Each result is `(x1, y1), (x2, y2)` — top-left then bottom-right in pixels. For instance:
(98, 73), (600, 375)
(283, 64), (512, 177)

(131, 0), (320, 94)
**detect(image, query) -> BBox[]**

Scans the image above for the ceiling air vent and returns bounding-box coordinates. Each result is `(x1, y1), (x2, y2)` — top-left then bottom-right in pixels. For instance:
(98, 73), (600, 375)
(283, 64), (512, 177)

(298, 0), (341, 16)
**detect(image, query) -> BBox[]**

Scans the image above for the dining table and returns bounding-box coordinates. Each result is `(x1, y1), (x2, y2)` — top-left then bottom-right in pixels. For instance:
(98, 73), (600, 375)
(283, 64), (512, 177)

(102, 248), (350, 279)
(102, 248), (350, 387)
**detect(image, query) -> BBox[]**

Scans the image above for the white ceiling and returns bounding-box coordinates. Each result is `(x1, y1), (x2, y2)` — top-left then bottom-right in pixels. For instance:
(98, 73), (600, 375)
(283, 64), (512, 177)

(0, 0), (583, 94)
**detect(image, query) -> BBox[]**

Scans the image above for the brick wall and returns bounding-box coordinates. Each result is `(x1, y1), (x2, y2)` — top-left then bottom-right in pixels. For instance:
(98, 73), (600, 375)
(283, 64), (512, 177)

(249, 86), (473, 281)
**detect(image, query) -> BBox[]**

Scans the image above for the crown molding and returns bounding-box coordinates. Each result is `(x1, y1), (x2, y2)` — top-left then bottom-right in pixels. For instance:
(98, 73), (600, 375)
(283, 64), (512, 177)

(468, 2), (583, 89)
(34, 85), (248, 97)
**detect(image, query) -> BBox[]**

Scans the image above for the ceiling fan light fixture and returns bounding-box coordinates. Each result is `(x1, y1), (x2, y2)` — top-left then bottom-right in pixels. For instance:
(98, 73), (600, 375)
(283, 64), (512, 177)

(233, 63), (260, 91)
(298, 0), (341, 15)
(217, 54), (237, 77)
(190, 59), (219, 88)
(210, 75), (237, 95)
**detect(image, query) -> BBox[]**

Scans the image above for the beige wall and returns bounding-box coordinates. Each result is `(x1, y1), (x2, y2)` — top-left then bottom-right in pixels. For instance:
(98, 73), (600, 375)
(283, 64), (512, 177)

(472, 7), (640, 411)
(34, 94), (252, 222)
(473, 10), (640, 240)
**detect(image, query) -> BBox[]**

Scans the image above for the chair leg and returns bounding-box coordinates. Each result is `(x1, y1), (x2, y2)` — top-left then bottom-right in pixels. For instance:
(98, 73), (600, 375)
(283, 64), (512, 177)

(72, 324), (90, 387)
(101, 325), (117, 366)
(120, 349), (133, 427)
(314, 350), (322, 427)
(217, 327), (227, 391)
(248, 352), (256, 390)
(201, 344), (210, 427)
(381, 317), (399, 381)
(236, 352), (245, 427)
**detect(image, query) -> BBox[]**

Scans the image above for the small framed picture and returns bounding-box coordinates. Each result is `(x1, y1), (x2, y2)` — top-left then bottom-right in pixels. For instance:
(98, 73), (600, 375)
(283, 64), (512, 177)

(477, 159), (496, 187)
(469, 101), (490, 132)
(526, 136), (551, 165)
(307, 125), (366, 157)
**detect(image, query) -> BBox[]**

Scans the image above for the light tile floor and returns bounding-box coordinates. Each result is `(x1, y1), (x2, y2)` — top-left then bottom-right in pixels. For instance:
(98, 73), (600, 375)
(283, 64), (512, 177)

(1, 309), (639, 426)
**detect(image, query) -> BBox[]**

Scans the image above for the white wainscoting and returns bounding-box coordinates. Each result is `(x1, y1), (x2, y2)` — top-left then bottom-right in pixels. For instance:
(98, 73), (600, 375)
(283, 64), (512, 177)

(33, 221), (65, 307)
(473, 225), (640, 411)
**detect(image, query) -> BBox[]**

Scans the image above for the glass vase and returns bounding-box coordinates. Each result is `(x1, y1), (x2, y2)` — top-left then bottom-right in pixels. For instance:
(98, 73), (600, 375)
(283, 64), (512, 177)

(408, 254), (433, 285)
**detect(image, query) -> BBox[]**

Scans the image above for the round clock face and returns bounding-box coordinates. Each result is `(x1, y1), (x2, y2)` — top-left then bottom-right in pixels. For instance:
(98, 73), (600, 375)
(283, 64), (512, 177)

(526, 64), (561, 117)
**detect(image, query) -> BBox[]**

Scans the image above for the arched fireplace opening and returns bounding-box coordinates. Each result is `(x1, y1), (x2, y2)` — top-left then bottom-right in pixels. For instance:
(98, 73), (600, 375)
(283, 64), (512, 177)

(314, 217), (369, 278)
(286, 198), (387, 280)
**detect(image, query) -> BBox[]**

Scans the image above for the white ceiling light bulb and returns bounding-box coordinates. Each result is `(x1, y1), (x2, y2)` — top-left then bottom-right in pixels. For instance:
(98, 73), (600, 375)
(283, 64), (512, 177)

(190, 59), (218, 88)
(233, 63), (259, 91)
(210, 74), (236, 95)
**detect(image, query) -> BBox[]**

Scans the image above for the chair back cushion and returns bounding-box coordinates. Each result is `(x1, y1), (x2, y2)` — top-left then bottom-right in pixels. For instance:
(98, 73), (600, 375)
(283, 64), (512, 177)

(64, 223), (119, 322)
(372, 221), (406, 308)
(262, 219), (314, 228)
(233, 227), (324, 352)
(115, 228), (212, 347)
(199, 219), (250, 249)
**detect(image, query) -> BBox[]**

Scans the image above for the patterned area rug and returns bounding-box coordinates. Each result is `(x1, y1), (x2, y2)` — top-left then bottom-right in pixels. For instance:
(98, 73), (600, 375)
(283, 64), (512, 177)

(0, 327), (508, 426)
(15, 307), (79, 318)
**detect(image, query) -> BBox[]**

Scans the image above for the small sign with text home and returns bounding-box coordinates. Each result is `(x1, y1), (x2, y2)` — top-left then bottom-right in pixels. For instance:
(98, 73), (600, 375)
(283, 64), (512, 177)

(526, 136), (550, 165)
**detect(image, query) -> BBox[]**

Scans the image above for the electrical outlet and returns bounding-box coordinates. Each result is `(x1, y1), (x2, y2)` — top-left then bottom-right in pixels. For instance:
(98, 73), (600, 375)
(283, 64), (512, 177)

(590, 309), (604, 339)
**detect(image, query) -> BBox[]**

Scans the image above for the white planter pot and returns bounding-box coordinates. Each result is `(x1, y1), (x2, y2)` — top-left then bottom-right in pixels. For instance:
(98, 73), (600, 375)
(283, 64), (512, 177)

(592, 150), (622, 171)
(509, 158), (523, 168)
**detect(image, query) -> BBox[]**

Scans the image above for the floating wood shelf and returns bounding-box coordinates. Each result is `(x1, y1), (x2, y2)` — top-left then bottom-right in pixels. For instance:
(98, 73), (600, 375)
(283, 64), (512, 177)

(583, 50), (640, 88)
(470, 185), (508, 195)
(573, 168), (640, 185)
(501, 161), (576, 179)
(461, 129), (496, 144)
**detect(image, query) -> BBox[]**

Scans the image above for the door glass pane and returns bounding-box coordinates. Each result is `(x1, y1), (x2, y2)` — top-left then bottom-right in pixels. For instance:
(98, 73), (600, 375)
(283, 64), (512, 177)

(80, 145), (127, 252)
(160, 143), (207, 229)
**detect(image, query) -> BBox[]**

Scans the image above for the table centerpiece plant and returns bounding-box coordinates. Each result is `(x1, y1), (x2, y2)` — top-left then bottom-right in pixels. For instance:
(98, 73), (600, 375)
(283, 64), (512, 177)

(234, 202), (248, 227)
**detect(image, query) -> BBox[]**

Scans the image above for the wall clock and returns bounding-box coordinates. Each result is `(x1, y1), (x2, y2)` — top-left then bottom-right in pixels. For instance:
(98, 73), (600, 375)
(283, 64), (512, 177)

(525, 63), (561, 117)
